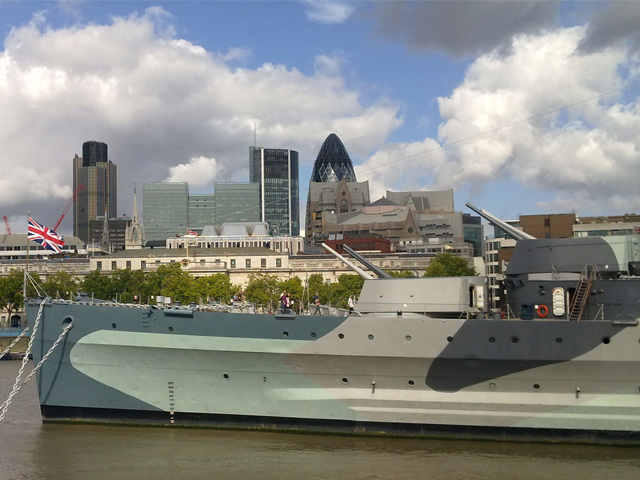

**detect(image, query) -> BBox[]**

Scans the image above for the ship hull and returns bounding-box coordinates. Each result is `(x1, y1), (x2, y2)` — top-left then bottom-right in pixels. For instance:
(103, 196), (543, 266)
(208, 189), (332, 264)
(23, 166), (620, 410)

(27, 301), (640, 444)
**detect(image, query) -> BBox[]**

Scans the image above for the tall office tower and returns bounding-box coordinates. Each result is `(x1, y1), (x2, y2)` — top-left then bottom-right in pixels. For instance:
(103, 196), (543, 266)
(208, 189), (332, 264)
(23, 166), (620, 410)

(188, 193), (216, 232)
(305, 133), (361, 243)
(310, 133), (357, 182)
(143, 182), (189, 244)
(249, 147), (299, 236)
(73, 141), (117, 244)
(214, 182), (260, 224)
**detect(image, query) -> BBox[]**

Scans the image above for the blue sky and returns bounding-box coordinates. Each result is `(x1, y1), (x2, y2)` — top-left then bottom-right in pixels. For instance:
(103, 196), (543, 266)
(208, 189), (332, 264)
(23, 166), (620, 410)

(1, 0), (640, 234)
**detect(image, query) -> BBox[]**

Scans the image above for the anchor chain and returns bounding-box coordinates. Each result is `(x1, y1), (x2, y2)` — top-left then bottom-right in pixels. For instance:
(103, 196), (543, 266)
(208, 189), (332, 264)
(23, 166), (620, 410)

(0, 298), (72, 422)
(0, 327), (30, 361)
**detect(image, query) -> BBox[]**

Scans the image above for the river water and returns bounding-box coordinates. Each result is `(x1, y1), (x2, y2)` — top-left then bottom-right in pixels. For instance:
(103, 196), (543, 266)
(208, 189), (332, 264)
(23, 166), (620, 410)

(1, 361), (639, 480)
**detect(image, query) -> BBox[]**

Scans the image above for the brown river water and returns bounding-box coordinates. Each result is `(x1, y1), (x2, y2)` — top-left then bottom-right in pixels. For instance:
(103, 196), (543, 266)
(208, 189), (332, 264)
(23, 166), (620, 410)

(0, 360), (639, 480)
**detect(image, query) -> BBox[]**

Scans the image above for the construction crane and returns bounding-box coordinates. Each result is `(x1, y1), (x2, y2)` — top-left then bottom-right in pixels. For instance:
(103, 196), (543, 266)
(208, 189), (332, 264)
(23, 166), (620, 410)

(3, 216), (12, 234)
(54, 184), (84, 231)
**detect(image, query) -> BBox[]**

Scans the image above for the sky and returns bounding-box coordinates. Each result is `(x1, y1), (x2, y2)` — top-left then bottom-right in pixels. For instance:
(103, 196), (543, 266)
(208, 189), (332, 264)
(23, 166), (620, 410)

(1, 0), (640, 236)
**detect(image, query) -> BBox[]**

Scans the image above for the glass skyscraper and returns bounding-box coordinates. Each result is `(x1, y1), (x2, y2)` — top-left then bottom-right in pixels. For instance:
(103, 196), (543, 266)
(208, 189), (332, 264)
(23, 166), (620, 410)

(214, 182), (260, 224)
(310, 133), (357, 183)
(143, 182), (189, 243)
(73, 141), (117, 244)
(188, 193), (215, 231)
(249, 147), (299, 236)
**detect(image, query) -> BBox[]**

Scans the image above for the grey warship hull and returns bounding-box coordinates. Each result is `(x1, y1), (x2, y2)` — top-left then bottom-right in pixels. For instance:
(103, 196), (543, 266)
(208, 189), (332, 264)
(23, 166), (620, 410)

(27, 298), (640, 444)
(24, 210), (640, 444)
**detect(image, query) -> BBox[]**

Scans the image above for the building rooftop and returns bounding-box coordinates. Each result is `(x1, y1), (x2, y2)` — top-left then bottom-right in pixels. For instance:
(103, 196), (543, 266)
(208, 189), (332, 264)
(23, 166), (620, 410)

(106, 247), (282, 259)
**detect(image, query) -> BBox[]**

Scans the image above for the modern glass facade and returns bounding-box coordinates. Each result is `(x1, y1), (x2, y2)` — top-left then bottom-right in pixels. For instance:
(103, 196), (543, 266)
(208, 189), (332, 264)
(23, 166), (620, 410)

(188, 194), (215, 231)
(250, 147), (299, 236)
(82, 141), (108, 166)
(462, 213), (484, 257)
(143, 182), (189, 243)
(214, 182), (260, 223)
(310, 133), (357, 183)
(73, 141), (117, 244)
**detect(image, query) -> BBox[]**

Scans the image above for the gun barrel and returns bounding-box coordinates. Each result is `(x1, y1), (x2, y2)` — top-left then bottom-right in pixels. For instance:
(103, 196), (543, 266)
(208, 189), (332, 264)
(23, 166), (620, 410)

(465, 202), (535, 241)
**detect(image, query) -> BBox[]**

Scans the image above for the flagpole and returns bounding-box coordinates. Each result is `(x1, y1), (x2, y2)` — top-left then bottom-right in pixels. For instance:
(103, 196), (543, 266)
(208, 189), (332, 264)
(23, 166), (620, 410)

(24, 211), (30, 303)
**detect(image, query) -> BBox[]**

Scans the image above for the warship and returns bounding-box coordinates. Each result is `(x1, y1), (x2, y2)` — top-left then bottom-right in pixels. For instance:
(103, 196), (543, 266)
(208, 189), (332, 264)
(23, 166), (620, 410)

(25, 205), (640, 443)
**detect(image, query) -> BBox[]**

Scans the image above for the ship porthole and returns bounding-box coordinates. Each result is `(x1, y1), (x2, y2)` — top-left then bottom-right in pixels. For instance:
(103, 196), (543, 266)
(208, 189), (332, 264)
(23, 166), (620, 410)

(556, 337), (563, 343)
(533, 384), (540, 390)
(111, 323), (117, 329)
(283, 331), (289, 337)
(168, 326), (174, 332)
(310, 332), (317, 338)
(408, 380), (415, 386)
(338, 333), (344, 339)
(447, 336), (454, 343)
(602, 337), (610, 344)
(511, 336), (519, 343)
(489, 337), (495, 343)
(405, 335), (412, 341)
(223, 373), (229, 380)
(341, 378), (349, 384)
(368, 334), (374, 340)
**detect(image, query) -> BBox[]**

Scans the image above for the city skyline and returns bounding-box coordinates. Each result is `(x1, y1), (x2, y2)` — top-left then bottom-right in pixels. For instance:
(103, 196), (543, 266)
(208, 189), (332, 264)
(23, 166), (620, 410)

(1, 1), (640, 234)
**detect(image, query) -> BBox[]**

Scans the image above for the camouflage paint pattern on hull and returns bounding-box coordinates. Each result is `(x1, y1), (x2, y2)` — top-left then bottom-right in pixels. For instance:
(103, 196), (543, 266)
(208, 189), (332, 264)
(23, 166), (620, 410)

(27, 301), (640, 443)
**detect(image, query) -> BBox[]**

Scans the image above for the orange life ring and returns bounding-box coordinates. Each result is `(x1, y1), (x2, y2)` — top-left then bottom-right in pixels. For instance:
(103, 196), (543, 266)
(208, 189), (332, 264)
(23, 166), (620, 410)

(537, 304), (549, 318)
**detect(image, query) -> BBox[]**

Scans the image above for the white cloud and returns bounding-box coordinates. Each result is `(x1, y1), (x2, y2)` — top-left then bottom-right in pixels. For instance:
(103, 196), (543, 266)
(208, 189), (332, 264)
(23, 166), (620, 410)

(302, 1), (354, 25)
(358, 26), (640, 214)
(0, 7), (401, 232)
(165, 156), (226, 189)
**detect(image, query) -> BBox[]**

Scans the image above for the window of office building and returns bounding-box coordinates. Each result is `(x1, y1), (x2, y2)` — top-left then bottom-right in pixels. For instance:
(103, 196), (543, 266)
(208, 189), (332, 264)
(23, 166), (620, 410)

(276, 258), (282, 268)
(261, 258), (266, 268)
(111, 261), (117, 270)
(230, 259), (236, 268)
(246, 259), (251, 268)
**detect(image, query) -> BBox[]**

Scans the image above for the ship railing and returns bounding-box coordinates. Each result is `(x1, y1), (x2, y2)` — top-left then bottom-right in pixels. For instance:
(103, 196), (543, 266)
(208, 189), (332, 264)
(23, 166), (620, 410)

(307, 303), (353, 317)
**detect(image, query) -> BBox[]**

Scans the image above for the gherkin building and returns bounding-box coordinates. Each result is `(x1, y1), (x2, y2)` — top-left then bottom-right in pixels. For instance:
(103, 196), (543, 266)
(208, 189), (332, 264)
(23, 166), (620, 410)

(310, 133), (357, 182)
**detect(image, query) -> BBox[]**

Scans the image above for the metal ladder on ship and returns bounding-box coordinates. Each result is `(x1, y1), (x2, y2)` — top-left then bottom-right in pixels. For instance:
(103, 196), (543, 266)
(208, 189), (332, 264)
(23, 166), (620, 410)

(568, 265), (596, 321)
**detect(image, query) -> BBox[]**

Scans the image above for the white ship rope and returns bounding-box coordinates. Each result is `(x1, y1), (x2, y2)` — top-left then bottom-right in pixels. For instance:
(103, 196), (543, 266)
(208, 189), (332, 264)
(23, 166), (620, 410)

(0, 327), (29, 361)
(0, 298), (72, 422)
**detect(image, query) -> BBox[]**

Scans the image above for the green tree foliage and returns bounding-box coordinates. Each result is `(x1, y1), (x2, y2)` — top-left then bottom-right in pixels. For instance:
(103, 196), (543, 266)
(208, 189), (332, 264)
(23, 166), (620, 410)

(318, 274), (365, 309)
(307, 273), (328, 307)
(42, 271), (78, 300)
(146, 263), (197, 304)
(386, 270), (416, 277)
(80, 270), (114, 301)
(110, 269), (147, 303)
(244, 273), (281, 309)
(279, 276), (303, 312)
(0, 269), (26, 318)
(338, 274), (365, 297)
(194, 274), (233, 304)
(423, 252), (477, 277)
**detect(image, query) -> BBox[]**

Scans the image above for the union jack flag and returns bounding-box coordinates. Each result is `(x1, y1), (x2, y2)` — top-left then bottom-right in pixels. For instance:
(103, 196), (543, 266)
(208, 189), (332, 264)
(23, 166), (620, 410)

(28, 217), (64, 253)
